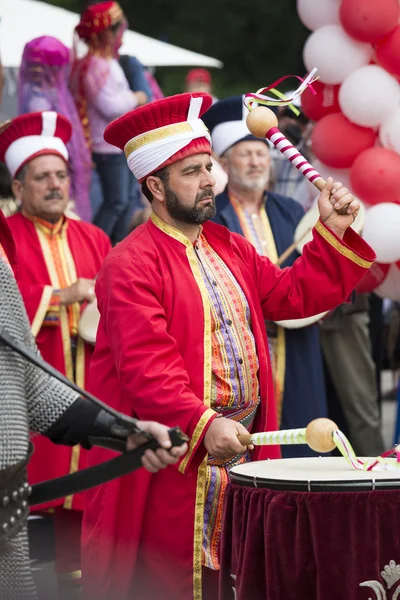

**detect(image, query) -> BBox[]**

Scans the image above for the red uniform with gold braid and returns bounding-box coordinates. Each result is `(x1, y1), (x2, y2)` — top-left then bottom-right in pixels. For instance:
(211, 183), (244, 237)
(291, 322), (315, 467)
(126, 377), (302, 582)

(7, 213), (111, 508)
(81, 92), (376, 600)
(0, 111), (111, 588)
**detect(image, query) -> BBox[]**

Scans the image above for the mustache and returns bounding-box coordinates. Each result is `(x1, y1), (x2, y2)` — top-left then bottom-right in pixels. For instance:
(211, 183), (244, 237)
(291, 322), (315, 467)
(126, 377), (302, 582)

(196, 188), (215, 204)
(44, 191), (63, 200)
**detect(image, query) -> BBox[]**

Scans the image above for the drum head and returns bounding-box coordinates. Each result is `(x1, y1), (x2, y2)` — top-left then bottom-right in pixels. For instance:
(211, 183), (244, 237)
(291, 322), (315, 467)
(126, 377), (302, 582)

(78, 299), (100, 345)
(274, 311), (328, 329)
(230, 457), (400, 492)
(275, 198), (366, 330)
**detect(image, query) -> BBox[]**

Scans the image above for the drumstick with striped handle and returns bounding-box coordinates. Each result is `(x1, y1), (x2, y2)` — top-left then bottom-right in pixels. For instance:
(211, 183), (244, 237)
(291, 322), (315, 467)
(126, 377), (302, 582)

(237, 418), (338, 453)
(246, 107), (326, 189)
(245, 106), (352, 265)
(246, 107), (350, 216)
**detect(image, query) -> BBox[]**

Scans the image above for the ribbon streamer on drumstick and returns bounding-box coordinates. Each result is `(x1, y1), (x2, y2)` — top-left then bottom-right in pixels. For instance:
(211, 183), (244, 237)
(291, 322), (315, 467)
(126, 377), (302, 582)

(333, 430), (400, 472)
(243, 71), (327, 193)
(243, 68), (319, 112)
(243, 69), (355, 264)
(239, 418), (400, 472)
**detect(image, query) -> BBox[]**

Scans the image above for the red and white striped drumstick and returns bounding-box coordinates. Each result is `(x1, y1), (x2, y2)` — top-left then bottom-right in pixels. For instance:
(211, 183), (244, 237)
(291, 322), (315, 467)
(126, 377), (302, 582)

(245, 106), (326, 192)
(269, 128), (323, 187)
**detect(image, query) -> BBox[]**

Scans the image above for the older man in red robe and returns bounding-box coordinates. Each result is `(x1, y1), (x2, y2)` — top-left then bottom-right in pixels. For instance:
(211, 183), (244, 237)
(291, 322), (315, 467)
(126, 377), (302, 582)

(0, 111), (111, 596)
(81, 92), (375, 600)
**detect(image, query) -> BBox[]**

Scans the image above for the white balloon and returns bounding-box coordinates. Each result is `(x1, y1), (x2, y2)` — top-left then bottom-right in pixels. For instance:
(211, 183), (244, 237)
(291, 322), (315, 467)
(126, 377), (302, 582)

(380, 107), (400, 155)
(362, 203), (400, 263)
(375, 264), (400, 300)
(297, 0), (340, 31)
(303, 25), (374, 85)
(339, 65), (400, 128)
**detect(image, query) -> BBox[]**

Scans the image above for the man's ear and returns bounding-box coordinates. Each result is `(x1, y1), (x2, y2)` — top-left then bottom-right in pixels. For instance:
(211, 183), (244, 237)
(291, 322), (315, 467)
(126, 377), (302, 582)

(146, 176), (165, 203)
(11, 179), (23, 201)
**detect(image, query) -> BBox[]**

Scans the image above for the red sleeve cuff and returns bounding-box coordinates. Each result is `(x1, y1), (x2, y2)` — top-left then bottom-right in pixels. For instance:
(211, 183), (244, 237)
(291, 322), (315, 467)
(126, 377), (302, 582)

(178, 407), (217, 476)
(315, 219), (376, 268)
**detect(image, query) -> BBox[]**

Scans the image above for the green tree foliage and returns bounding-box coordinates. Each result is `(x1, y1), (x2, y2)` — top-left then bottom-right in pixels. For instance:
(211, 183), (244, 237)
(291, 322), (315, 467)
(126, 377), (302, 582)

(42, 0), (309, 97)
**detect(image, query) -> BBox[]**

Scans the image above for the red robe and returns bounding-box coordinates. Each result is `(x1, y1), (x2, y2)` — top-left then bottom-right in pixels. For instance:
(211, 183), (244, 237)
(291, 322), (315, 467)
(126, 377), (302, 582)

(7, 212), (111, 511)
(0, 211), (18, 273)
(82, 214), (375, 600)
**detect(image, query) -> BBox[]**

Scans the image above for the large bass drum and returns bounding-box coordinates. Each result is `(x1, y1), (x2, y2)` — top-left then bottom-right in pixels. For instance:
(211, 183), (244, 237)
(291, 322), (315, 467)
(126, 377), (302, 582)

(78, 299), (100, 345)
(220, 456), (400, 600)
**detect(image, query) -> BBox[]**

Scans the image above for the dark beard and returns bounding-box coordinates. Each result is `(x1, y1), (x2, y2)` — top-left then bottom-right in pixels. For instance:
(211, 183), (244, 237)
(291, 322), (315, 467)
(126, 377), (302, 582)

(164, 185), (216, 225)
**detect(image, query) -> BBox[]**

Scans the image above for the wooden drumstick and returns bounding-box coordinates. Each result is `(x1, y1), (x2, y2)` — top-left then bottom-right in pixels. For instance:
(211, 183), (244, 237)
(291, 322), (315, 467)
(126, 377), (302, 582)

(246, 106), (350, 217)
(276, 226), (315, 266)
(305, 418), (338, 452)
(238, 417), (338, 453)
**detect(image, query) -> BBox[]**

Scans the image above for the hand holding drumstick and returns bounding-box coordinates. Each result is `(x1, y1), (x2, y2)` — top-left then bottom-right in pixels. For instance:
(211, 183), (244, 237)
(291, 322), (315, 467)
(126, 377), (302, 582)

(275, 178), (361, 266)
(317, 177), (360, 240)
(204, 418), (339, 459)
(204, 418), (254, 459)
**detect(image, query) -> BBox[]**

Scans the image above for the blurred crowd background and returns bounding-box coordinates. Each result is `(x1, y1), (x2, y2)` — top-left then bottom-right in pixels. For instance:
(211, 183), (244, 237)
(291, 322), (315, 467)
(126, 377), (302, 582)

(39, 0), (308, 98)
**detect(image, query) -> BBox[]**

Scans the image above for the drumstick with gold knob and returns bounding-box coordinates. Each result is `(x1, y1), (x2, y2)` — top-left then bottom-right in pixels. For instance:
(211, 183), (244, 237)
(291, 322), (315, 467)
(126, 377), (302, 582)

(246, 107), (326, 193)
(245, 106), (352, 266)
(246, 105), (350, 210)
(237, 418), (338, 453)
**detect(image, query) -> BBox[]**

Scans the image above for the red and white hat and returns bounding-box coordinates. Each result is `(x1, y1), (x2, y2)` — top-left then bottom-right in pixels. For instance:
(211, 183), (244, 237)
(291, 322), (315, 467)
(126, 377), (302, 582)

(0, 111), (71, 178)
(76, 2), (124, 40)
(185, 69), (212, 85)
(104, 92), (213, 183)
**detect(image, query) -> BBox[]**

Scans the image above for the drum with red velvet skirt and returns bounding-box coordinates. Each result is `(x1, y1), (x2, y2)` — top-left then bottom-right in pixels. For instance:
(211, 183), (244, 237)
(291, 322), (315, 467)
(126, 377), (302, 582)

(219, 457), (400, 600)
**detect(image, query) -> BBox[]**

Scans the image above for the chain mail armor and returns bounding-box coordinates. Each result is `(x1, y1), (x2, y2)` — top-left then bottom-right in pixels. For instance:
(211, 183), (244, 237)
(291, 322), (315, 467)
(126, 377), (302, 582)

(0, 258), (79, 599)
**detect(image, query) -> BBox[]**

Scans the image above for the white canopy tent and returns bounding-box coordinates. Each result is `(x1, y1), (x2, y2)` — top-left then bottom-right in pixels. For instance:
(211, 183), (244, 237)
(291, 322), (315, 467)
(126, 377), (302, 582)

(0, 0), (223, 68)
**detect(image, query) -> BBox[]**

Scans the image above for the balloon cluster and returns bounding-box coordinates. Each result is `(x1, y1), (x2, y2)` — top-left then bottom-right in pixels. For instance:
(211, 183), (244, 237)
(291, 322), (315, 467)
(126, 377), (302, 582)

(297, 0), (400, 298)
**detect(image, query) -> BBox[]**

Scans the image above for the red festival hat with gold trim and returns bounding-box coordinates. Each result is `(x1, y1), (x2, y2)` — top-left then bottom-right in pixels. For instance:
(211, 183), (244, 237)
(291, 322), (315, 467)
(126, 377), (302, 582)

(76, 2), (124, 39)
(0, 112), (71, 178)
(104, 92), (213, 183)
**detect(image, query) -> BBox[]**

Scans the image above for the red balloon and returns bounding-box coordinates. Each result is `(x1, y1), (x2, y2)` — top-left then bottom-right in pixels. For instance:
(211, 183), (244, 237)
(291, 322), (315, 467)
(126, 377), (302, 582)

(376, 25), (400, 77)
(311, 113), (377, 169)
(340, 0), (399, 44)
(350, 147), (400, 205)
(356, 262), (390, 293)
(301, 80), (340, 122)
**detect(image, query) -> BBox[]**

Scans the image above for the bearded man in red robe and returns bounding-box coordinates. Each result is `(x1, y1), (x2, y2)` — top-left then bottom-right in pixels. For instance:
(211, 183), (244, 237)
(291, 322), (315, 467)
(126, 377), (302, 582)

(0, 111), (111, 596)
(81, 92), (375, 600)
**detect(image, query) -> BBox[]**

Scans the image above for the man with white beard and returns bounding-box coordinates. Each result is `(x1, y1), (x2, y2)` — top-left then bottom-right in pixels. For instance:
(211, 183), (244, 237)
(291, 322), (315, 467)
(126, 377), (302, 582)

(204, 96), (328, 455)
